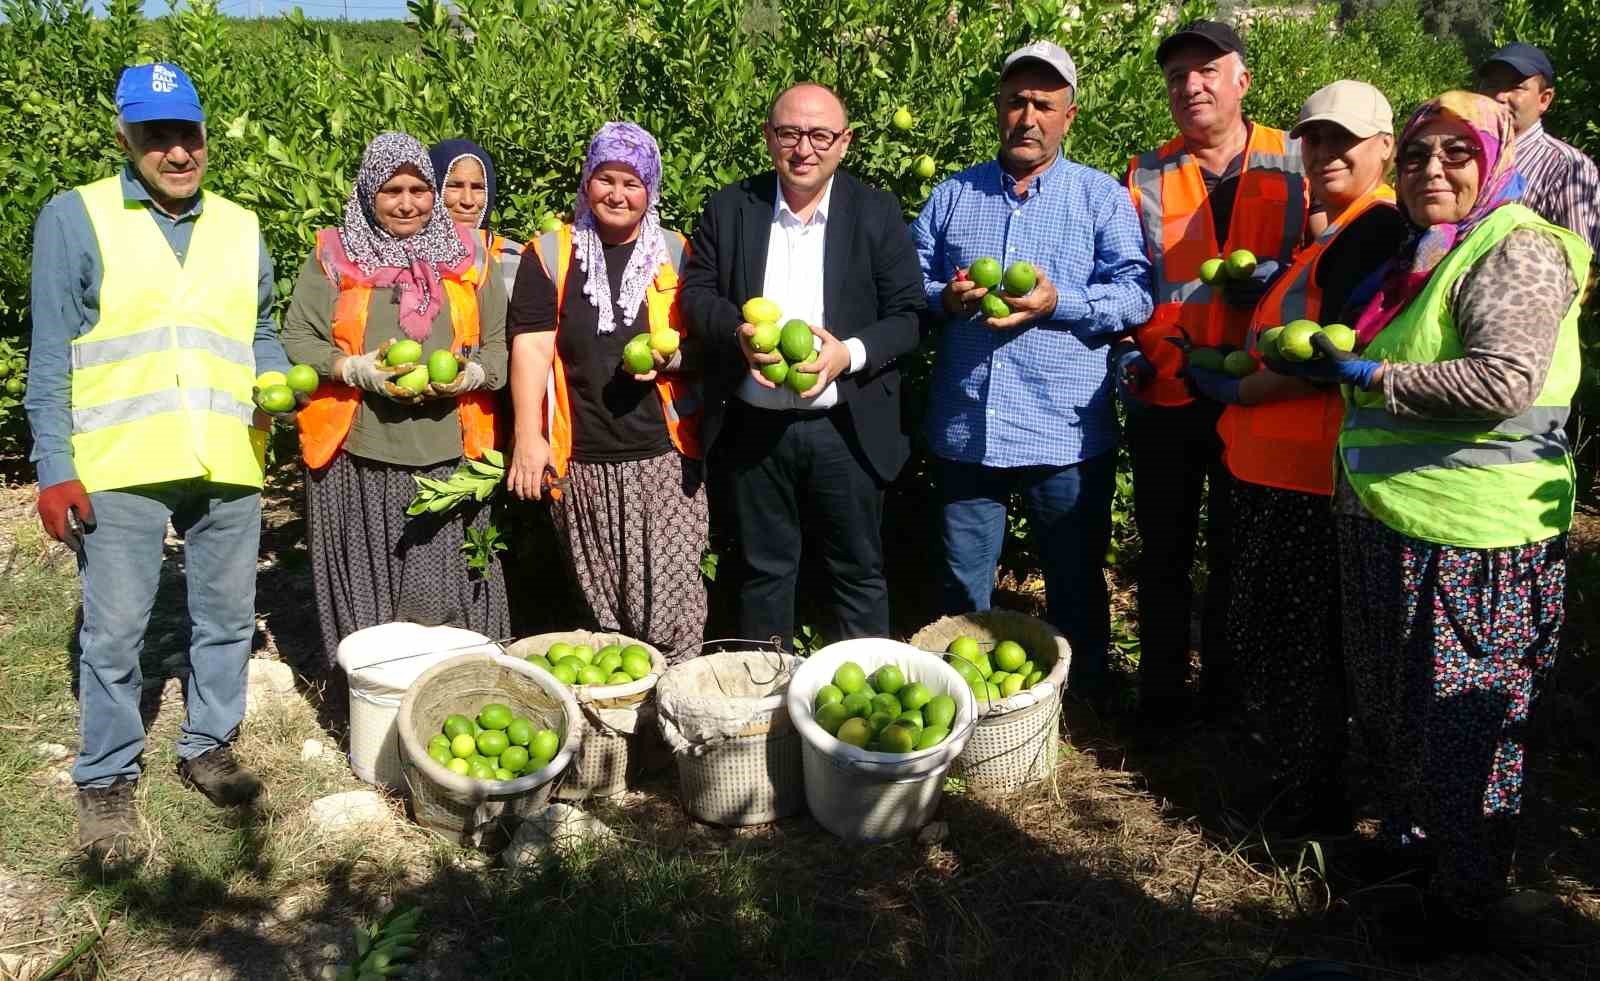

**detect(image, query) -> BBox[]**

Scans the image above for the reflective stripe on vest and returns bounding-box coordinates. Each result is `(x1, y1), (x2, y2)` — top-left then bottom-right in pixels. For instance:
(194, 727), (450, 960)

(70, 176), (264, 492)
(1127, 125), (1309, 406)
(295, 226), (500, 469)
(1339, 204), (1593, 547)
(1215, 186), (1397, 495)
(527, 224), (702, 493)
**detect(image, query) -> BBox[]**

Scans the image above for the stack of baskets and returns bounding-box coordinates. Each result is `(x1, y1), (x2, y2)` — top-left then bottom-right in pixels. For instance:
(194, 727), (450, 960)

(396, 652), (581, 845)
(909, 610), (1071, 795)
(503, 632), (668, 800)
(655, 648), (805, 826)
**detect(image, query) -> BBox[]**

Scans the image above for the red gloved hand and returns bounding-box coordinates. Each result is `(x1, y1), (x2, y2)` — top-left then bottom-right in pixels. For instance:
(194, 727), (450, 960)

(38, 479), (94, 543)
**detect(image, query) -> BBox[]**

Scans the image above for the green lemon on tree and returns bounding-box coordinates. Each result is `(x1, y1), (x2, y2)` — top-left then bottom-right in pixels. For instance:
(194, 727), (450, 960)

(287, 363), (320, 394)
(914, 154), (937, 180)
(539, 214), (562, 234)
(892, 106), (914, 131)
(969, 258), (1002, 290)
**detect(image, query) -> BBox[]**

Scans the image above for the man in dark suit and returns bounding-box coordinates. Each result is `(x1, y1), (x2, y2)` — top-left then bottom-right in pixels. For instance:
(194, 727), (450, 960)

(681, 82), (923, 646)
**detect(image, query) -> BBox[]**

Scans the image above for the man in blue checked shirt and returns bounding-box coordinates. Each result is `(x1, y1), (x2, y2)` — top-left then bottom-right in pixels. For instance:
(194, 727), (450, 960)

(912, 41), (1152, 694)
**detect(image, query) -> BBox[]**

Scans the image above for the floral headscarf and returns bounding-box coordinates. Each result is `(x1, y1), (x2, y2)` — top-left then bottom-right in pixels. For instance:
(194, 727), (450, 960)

(572, 122), (667, 335)
(428, 138), (498, 230)
(338, 131), (471, 341)
(1352, 91), (1524, 345)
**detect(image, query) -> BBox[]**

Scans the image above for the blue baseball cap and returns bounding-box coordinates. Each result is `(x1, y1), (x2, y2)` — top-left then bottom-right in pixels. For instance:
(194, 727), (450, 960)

(115, 62), (205, 124)
(1482, 42), (1557, 84)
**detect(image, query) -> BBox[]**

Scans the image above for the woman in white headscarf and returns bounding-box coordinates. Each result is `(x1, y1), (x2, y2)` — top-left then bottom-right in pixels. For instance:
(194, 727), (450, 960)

(282, 131), (509, 666)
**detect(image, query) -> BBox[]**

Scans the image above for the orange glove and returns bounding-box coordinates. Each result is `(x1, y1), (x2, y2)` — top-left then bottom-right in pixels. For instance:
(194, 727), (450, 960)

(38, 479), (95, 545)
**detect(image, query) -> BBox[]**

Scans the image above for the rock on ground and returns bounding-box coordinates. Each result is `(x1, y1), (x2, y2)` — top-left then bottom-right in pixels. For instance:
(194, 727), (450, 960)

(502, 803), (614, 869)
(306, 791), (393, 833)
(245, 658), (296, 716)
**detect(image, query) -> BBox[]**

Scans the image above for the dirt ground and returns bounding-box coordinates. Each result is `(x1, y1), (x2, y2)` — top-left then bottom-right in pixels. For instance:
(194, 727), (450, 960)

(2, 467), (1599, 980)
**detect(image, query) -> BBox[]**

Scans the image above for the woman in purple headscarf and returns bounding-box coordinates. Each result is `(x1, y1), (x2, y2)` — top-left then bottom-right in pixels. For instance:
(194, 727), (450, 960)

(282, 131), (510, 666)
(503, 122), (707, 660)
(1276, 92), (1591, 924)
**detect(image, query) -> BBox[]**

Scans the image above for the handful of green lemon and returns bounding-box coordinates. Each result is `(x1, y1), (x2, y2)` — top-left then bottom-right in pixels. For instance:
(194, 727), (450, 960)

(425, 702), (562, 782)
(811, 660), (957, 755)
(525, 642), (654, 688)
(741, 296), (828, 397)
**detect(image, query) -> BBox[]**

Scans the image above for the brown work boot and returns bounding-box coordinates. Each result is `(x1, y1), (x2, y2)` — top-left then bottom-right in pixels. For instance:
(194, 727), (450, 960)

(177, 746), (262, 806)
(77, 778), (139, 863)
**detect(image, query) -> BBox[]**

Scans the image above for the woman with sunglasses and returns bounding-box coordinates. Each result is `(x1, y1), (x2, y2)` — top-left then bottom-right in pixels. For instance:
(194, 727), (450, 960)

(1279, 91), (1590, 925)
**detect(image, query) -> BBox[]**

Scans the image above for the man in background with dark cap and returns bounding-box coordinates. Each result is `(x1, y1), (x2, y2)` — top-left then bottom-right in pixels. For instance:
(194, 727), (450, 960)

(1476, 42), (1599, 251)
(1111, 20), (1309, 734)
(26, 62), (290, 864)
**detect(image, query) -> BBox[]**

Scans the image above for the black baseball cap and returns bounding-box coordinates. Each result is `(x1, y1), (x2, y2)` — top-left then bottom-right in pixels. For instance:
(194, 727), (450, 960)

(1157, 19), (1245, 67)
(1481, 42), (1557, 84)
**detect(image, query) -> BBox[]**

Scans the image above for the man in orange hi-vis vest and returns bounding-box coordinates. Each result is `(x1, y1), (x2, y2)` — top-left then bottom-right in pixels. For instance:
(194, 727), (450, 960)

(1110, 20), (1310, 737)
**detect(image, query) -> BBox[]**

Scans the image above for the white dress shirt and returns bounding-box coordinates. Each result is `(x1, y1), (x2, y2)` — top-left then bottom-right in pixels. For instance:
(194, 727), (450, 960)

(738, 178), (867, 410)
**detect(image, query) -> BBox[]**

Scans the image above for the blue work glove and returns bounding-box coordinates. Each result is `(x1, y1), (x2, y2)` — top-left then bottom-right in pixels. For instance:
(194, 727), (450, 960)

(1221, 259), (1282, 308)
(1182, 364), (1243, 404)
(1267, 332), (1381, 388)
(1111, 345), (1154, 411)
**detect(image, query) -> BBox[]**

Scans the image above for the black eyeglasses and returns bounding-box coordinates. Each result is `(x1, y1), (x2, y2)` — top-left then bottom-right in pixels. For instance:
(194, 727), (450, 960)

(770, 125), (847, 151)
(1398, 139), (1477, 173)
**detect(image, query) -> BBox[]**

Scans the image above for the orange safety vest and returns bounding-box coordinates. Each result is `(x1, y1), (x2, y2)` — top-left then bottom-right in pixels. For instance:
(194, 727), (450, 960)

(526, 224), (702, 483)
(297, 227), (500, 469)
(1126, 124), (1309, 406)
(1216, 186), (1397, 496)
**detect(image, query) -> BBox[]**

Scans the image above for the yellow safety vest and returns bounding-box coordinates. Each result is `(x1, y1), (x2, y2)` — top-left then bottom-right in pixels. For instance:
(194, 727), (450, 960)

(71, 176), (265, 492)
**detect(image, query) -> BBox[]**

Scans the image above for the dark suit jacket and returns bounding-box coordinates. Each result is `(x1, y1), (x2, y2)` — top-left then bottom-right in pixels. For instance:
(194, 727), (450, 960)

(679, 169), (924, 483)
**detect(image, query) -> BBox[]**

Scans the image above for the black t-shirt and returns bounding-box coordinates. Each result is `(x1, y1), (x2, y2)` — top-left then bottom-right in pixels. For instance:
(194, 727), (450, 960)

(1200, 150), (1244, 245)
(1313, 204), (1410, 323)
(506, 240), (671, 463)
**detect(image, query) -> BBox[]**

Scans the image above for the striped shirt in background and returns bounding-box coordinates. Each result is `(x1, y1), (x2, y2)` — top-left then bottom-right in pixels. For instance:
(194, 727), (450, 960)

(1516, 122), (1600, 254)
(912, 154), (1152, 469)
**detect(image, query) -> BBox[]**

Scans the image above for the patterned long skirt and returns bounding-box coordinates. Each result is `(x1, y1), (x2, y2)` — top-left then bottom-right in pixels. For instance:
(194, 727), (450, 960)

(1229, 479), (1346, 802)
(1338, 513), (1565, 904)
(307, 452), (510, 668)
(551, 451), (709, 661)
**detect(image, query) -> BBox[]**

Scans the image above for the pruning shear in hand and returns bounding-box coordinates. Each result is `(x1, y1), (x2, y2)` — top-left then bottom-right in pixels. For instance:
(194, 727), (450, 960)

(63, 506), (87, 558)
(541, 466), (571, 496)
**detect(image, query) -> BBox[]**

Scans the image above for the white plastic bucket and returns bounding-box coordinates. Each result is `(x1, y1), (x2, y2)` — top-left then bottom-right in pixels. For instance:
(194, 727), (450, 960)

(336, 622), (501, 788)
(786, 638), (978, 842)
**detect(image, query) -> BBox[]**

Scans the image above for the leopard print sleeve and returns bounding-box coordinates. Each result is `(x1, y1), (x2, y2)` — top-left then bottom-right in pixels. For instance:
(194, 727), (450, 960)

(1381, 227), (1578, 420)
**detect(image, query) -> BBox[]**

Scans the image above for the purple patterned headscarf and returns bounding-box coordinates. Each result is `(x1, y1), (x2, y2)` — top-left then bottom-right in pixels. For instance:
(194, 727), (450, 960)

(339, 131), (472, 341)
(572, 122), (667, 335)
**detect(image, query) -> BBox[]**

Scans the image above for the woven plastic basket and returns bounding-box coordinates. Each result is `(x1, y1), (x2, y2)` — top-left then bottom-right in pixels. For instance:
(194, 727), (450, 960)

(395, 652), (581, 846)
(656, 649), (805, 826)
(909, 610), (1072, 795)
(502, 631), (668, 800)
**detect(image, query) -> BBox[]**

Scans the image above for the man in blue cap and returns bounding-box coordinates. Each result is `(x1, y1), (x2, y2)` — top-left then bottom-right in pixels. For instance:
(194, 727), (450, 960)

(25, 62), (291, 863)
(1476, 42), (1599, 251)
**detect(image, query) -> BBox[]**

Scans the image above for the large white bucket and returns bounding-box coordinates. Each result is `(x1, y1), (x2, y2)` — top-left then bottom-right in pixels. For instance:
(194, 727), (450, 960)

(336, 622), (501, 788)
(786, 639), (977, 842)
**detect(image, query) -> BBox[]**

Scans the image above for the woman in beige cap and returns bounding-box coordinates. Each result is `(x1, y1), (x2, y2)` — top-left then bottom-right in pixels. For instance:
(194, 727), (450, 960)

(1185, 79), (1407, 835)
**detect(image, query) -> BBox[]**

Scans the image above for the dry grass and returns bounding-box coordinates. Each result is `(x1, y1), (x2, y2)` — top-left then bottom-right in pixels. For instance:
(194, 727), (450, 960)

(1, 480), (1599, 979)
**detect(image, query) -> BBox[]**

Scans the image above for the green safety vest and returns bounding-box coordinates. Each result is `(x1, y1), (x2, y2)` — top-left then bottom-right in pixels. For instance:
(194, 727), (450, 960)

(71, 176), (265, 493)
(1339, 203), (1592, 548)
